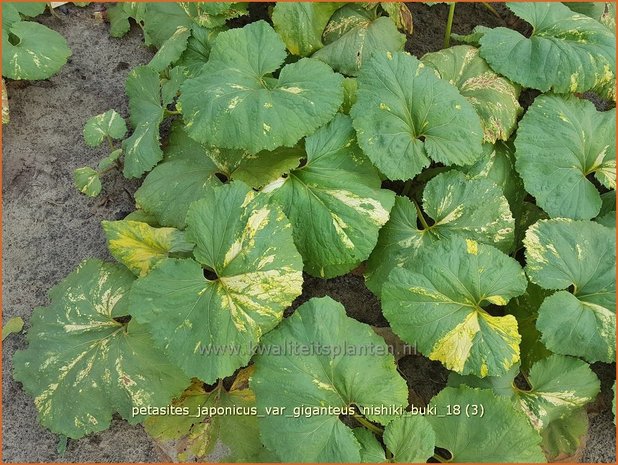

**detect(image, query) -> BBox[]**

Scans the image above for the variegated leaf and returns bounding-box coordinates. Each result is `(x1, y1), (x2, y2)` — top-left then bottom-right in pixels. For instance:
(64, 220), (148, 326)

(129, 182), (303, 382)
(102, 220), (194, 277)
(382, 236), (526, 377)
(264, 114), (395, 278)
(13, 260), (189, 438)
(422, 45), (522, 143)
(524, 219), (616, 362)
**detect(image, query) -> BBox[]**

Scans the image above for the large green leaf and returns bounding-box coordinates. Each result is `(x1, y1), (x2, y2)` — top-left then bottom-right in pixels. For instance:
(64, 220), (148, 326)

(134, 122), (221, 229)
(134, 122), (303, 229)
(265, 114), (394, 278)
(382, 236), (527, 377)
(449, 355), (600, 431)
(251, 296), (408, 462)
(515, 94), (615, 220)
(129, 182), (303, 382)
(382, 416), (436, 463)
(271, 2), (343, 56)
(13, 259), (189, 439)
(122, 66), (168, 179)
(140, 2), (247, 48)
(427, 386), (545, 462)
(102, 220), (193, 277)
(2, 21), (71, 80)
(421, 45), (522, 143)
(106, 3), (147, 38)
(524, 219), (616, 362)
(478, 2), (615, 93)
(148, 25), (191, 73)
(313, 4), (406, 77)
(144, 368), (272, 462)
(365, 170), (514, 295)
(179, 21), (344, 153)
(351, 51), (483, 180)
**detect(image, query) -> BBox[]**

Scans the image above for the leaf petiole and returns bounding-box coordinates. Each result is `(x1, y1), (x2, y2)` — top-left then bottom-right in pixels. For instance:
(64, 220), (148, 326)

(353, 413), (384, 435)
(443, 3), (456, 49)
(413, 199), (431, 230)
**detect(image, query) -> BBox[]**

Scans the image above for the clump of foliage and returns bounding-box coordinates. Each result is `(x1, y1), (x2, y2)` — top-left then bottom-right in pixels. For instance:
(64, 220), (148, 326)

(14, 2), (616, 463)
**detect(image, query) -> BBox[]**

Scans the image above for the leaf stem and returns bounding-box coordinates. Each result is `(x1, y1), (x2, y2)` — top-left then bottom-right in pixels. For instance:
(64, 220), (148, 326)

(443, 2), (456, 49)
(106, 135), (116, 152)
(353, 414), (383, 435)
(97, 164), (117, 177)
(401, 179), (413, 198)
(481, 2), (503, 21)
(164, 109), (181, 116)
(413, 199), (431, 230)
(47, 3), (62, 19)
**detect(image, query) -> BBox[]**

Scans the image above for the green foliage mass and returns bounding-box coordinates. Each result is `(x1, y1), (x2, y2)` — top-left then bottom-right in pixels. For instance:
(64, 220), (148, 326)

(12, 2), (616, 462)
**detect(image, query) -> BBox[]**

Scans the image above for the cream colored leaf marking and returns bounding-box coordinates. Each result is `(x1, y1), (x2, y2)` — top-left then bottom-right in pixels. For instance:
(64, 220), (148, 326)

(428, 300), (519, 374)
(222, 208), (271, 268)
(465, 239), (478, 255)
(279, 86), (304, 94)
(218, 269), (303, 332)
(106, 222), (178, 276)
(322, 189), (390, 225)
(429, 312), (480, 373)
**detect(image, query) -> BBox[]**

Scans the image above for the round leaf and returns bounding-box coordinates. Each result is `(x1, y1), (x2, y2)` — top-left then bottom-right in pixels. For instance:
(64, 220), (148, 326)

(382, 236), (527, 377)
(515, 94), (615, 220)
(265, 114), (395, 278)
(83, 110), (127, 147)
(421, 45), (522, 143)
(148, 25), (191, 73)
(524, 219), (616, 362)
(3, 21), (71, 80)
(351, 51), (483, 180)
(518, 355), (600, 431)
(144, 369), (271, 462)
(365, 170), (514, 296)
(478, 2), (615, 93)
(251, 296), (408, 462)
(427, 386), (545, 462)
(102, 220), (194, 277)
(272, 2), (343, 56)
(179, 20), (344, 153)
(383, 416), (436, 463)
(313, 5), (406, 77)
(449, 354), (600, 431)
(13, 260), (189, 438)
(129, 182), (303, 382)
(73, 167), (101, 197)
(134, 122), (222, 229)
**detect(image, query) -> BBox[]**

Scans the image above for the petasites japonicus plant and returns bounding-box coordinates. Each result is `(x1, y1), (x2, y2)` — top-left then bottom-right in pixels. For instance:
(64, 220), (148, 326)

(12, 2), (617, 462)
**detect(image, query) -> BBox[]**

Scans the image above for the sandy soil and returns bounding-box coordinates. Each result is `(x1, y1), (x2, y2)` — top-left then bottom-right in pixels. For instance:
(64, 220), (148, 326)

(2, 3), (615, 462)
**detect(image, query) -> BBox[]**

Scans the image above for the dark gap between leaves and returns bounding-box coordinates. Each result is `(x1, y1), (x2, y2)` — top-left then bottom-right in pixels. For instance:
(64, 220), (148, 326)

(203, 267), (218, 281)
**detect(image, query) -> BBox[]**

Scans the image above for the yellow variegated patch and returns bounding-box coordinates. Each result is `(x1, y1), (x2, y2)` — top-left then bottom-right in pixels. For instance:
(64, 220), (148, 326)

(102, 220), (193, 277)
